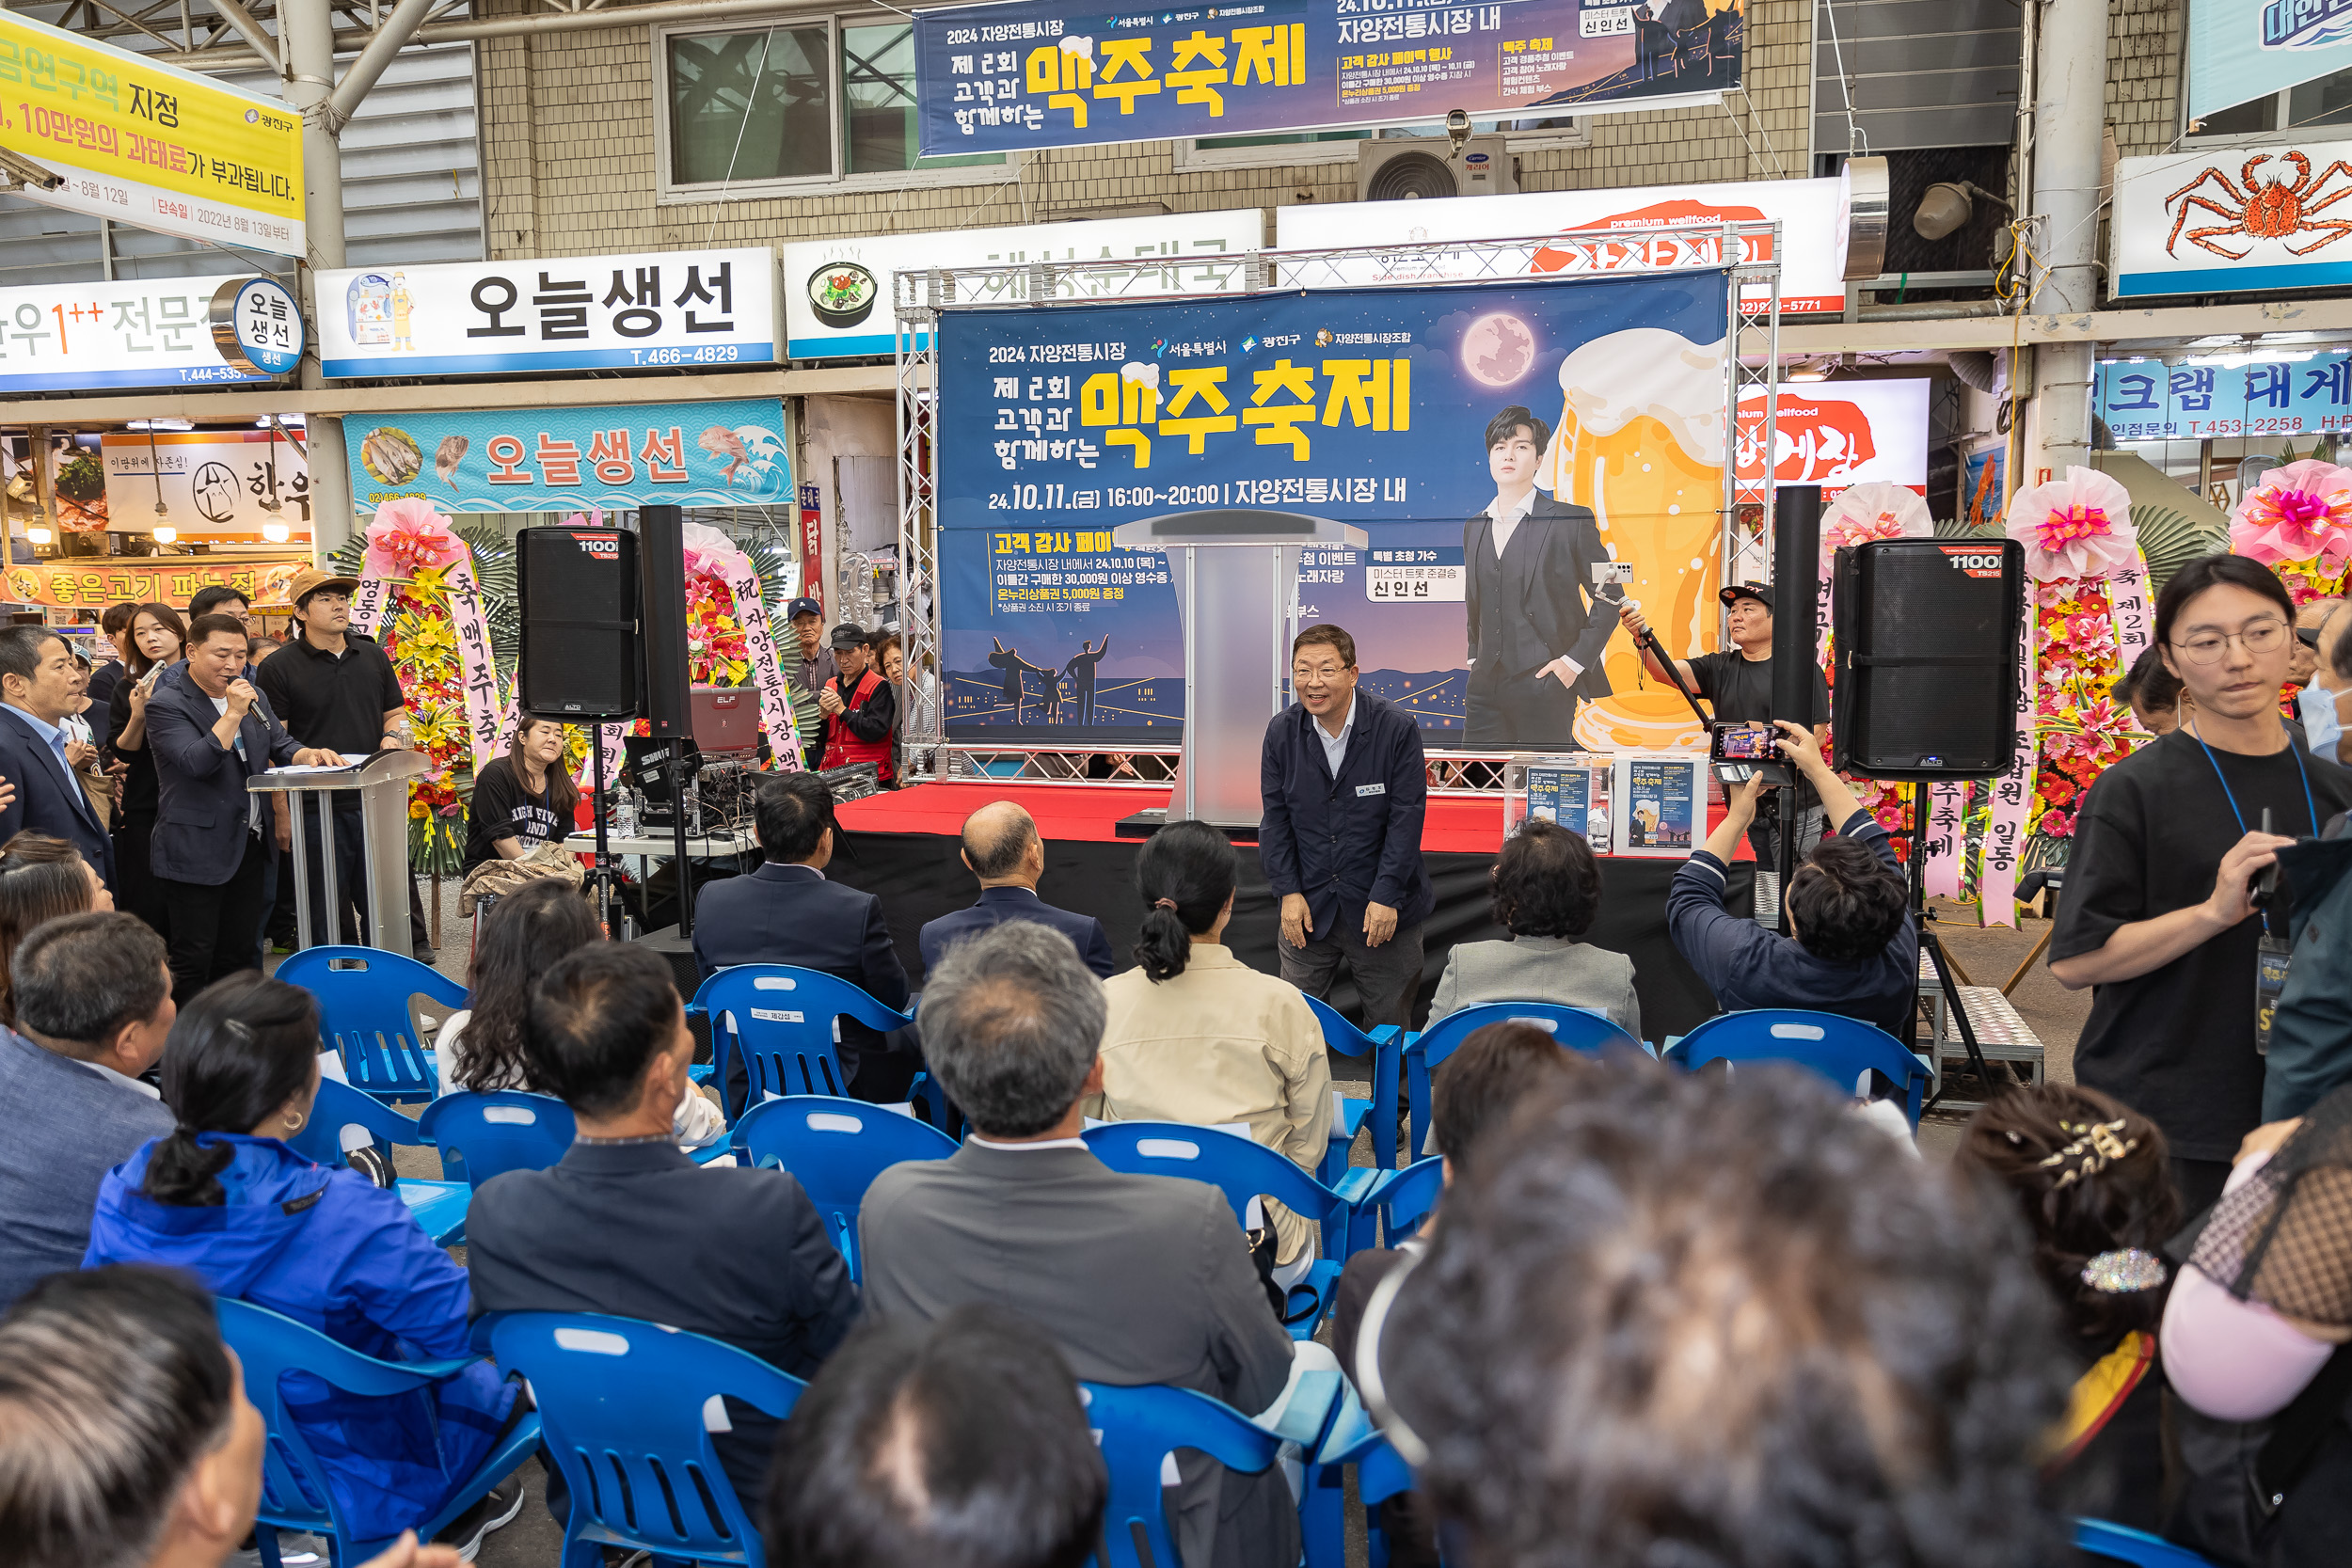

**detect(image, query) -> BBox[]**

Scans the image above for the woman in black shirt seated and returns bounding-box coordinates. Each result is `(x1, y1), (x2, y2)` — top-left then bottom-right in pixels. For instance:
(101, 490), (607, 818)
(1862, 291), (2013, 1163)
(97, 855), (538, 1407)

(460, 718), (575, 877)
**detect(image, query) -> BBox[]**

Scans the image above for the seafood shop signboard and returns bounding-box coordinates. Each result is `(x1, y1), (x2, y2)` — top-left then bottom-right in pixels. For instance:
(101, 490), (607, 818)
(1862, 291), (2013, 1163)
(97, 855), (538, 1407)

(344, 398), (791, 514)
(314, 248), (779, 378)
(2111, 141), (2352, 298)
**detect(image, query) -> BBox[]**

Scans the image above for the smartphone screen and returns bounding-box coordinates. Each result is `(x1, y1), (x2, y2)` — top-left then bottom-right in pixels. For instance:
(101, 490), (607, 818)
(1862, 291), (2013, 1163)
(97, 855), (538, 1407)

(1709, 721), (1775, 762)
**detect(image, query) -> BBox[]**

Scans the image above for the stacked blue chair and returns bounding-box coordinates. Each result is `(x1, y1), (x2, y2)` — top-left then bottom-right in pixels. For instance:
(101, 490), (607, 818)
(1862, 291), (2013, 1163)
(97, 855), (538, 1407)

(416, 1090), (576, 1190)
(1401, 1002), (1645, 1165)
(1304, 1394), (1417, 1568)
(1082, 1122), (1374, 1338)
(1346, 1155), (1444, 1256)
(278, 946), (466, 1104)
(732, 1094), (958, 1281)
(1303, 995), (1400, 1178)
(688, 965), (914, 1106)
(488, 1312), (804, 1568)
(217, 1299), (542, 1568)
(286, 1078), (469, 1245)
(2074, 1519), (2221, 1567)
(1672, 1009), (1934, 1128)
(1082, 1382), (1284, 1568)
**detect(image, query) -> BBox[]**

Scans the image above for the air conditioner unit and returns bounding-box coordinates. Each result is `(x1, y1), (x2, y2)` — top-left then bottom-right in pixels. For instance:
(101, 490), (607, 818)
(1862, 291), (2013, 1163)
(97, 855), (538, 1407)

(1356, 136), (1518, 202)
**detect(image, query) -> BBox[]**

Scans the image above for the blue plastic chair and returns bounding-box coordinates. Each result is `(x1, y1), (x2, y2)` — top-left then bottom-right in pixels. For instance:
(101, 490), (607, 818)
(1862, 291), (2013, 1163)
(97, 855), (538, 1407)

(415, 1090), (576, 1190)
(217, 1299), (542, 1568)
(1402, 1002), (1646, 1165)
(1303, 995), (1400, 1178)
(733, 1095), (958, 1281)
(286, 1078), (469, 1246)
(1083, 1382), (1283, 1568)
(1082, 1122), (1375, 1338)
(278, 946), (467, 1104)
(1346, 1156), (1445, 1256)
(1304, 1393), (1417, 1568)
(488, 1312), (805, 1568)
(1673, 1009), (1934, 1129)
(688, 965), (914, 1108)
(2074, 1518), (2221, 1567)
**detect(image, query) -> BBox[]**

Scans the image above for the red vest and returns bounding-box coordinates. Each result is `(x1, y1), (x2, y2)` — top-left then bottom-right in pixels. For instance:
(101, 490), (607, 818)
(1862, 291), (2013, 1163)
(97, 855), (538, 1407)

(820, 669), (894, 780)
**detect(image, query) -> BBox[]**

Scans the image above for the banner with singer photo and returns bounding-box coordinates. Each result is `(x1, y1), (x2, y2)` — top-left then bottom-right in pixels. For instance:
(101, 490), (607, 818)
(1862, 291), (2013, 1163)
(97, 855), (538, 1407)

(933, 269), (1730, 749)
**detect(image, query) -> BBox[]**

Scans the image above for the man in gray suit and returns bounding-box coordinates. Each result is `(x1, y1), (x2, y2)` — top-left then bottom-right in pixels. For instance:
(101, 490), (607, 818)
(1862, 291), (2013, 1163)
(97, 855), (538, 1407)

(860, 921), (1298, 1568)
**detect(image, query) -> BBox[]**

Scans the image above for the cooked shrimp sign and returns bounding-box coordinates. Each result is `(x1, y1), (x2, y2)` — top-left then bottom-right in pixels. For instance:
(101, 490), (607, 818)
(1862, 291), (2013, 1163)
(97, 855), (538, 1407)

(342, 398), (790, 514)
(2111, 141), (2352, 297)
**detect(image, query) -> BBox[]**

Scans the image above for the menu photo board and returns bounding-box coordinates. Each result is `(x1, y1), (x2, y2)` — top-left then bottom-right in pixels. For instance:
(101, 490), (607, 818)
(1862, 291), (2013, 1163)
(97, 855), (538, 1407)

(1612, 752), (1703, 858)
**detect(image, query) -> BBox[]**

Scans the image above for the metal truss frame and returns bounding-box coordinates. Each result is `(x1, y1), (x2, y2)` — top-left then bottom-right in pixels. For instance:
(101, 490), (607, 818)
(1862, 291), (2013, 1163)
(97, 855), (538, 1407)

(895, 224), (1782, 791)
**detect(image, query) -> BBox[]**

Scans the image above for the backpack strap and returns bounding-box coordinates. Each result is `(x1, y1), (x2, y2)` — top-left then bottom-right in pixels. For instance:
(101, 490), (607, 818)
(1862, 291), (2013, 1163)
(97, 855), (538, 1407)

(2255, 1342), (2352, 1518)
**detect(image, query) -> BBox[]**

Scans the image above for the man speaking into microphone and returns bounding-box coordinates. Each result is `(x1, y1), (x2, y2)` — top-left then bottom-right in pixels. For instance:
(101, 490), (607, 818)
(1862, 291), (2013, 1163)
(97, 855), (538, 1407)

(1260, 623), (1435, 1031)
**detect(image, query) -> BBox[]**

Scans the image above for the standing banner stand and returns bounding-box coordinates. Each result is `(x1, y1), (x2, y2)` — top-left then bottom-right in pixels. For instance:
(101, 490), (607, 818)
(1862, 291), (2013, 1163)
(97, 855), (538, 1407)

(1111, 509), (1366, 832)
(257, 752), (432, 954)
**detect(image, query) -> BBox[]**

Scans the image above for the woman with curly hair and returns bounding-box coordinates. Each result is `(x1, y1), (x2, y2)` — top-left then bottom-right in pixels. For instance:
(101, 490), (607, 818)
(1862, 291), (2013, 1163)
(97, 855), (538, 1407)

(1954, 1082), (2180, 1530)
(1426, 817), (1638, 1037)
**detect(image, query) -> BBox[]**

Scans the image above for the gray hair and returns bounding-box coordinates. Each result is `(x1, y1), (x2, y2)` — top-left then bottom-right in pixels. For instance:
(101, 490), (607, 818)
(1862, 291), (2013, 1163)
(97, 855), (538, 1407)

(0, 1267), (239, 1568)
(918, 921), (1104, 1138)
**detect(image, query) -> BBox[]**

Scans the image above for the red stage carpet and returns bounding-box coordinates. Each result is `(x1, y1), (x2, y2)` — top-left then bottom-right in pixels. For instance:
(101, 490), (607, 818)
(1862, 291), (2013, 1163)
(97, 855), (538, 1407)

(837, 780), (1510, 853)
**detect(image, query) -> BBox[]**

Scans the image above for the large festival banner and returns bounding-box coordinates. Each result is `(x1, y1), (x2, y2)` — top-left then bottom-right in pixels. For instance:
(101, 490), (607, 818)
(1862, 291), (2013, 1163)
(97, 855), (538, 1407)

(914, 0), (1743, 156)
(934, 271), (1728, 749)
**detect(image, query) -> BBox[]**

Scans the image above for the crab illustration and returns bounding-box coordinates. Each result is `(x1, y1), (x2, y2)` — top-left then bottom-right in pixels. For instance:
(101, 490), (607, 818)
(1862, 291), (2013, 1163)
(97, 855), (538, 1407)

(2165, 150), (2352, 260)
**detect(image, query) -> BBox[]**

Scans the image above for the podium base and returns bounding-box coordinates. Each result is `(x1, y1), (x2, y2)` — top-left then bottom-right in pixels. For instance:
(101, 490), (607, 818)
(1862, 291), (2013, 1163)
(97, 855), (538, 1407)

(1114, 808), (1258, 842)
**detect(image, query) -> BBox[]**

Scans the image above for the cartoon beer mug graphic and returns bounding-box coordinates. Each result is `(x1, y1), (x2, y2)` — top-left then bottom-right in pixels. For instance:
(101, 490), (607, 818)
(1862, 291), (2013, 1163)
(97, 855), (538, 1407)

(1534, 328), (1729, 751)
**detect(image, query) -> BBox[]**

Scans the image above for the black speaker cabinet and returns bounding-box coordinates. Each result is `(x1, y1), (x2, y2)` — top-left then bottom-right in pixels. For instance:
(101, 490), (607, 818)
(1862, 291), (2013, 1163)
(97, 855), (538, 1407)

(516, 524), (640, 720)
(637, 504), (693, 741)
(1831, 539), (2024, 780)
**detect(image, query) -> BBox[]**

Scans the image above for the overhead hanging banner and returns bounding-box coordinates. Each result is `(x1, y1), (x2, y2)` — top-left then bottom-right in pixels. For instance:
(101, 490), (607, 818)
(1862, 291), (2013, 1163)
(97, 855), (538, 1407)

(933, 270), (1731, 752)
(101, 429), (311, 536)
(2111, 142), (2352, 299)
(783, 210), (1265, 360)
(0, 555), (308, 611)
(314, 248), (778, 378)
(343, 397), (790, 514)
(0, 10), (303, 257)
(2094, 351), (2352, 443)
(0, 276), (287, 393)
(2185, 3), (2352, 123)
(913, 0), (1744, 156)
(1276, 175), (1854, 314)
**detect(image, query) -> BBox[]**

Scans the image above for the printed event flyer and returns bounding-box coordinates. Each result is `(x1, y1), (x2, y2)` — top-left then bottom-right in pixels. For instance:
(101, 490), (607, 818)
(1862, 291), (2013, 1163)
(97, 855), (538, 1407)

(1615, 754), (1698, 855)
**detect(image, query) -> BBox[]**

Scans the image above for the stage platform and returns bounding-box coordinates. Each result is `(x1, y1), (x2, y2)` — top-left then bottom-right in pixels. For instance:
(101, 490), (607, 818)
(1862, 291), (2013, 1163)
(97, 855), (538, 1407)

(817, 781), (1746, 1045)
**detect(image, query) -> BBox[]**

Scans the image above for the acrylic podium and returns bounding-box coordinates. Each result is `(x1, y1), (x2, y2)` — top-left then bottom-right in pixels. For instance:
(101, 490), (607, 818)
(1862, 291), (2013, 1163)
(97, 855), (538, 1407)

(1110, 509), (1370, 832)
(249, 750), (431, 952)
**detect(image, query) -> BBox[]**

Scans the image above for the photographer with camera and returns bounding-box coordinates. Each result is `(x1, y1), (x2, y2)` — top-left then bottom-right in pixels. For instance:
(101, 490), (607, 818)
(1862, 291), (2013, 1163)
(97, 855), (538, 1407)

(1621, 582), (1830, 863)
(1666, 720), (1917, 1037)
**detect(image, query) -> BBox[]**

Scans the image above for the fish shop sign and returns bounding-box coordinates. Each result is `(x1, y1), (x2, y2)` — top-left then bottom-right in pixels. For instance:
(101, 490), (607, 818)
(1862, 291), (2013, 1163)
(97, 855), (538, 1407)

(314, 248), (779, 378)
(343, 398), (792, 514)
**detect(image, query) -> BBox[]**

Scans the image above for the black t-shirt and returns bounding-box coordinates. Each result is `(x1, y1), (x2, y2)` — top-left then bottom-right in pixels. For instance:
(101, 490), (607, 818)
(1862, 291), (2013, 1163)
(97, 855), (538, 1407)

(254, 632), (403, 755)
(462, 756), (565, 875)
(1688, 648), (1831, 727)
(2054, 728), (2352, 1163)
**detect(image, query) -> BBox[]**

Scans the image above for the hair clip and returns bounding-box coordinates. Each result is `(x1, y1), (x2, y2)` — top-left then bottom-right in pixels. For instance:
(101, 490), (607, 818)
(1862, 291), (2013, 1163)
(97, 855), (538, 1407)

(2038, 1117), (2138, 1188)
(2081, 1249), (2168, 1294)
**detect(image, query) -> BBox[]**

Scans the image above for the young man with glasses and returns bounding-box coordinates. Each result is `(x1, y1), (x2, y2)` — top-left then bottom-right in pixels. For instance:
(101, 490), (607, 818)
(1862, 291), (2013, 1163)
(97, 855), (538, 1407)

(2052, 554), (2352, 1214)
(1260, 623), (1435, 1032)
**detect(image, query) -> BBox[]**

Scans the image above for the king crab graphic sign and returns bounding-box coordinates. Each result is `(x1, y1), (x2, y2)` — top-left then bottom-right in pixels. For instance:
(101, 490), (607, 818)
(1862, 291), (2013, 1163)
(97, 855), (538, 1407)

(2166, 151), (2352, 259)
(2115, 138), (2352, 295)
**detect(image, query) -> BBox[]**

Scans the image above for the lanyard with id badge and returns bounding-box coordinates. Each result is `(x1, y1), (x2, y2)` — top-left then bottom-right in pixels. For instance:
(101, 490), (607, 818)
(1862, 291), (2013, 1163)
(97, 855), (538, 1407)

(2192, 726), (2317, 1054)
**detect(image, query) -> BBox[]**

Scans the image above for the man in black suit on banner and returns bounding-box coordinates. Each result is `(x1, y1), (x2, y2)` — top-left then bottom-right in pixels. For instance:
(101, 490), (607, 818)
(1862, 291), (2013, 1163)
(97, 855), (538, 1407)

(0, 626), (113, 885)
(1464, 404), (1617, 750)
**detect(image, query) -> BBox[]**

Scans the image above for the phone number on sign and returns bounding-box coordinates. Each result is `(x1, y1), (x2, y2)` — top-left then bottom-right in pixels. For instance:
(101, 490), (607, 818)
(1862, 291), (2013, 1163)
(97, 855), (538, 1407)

(628, 344), (742, 366)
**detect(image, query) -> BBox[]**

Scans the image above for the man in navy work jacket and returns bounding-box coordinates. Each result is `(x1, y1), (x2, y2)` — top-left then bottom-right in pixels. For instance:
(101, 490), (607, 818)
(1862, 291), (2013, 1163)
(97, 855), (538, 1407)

(146, 614), (343, 1004)
(918, 800), (1115, 979)
(694, 768), (914, 1106)
(0, 626), (108, 884)
(1665, 720), (1918, 1037)
(1260, 623), (1436, 1032)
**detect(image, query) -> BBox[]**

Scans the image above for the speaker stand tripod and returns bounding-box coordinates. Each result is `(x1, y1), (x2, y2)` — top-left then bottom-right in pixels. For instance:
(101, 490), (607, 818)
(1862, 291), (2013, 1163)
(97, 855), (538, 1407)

(1906, 784), (1995, 1104)
(589, 736), (618, 937)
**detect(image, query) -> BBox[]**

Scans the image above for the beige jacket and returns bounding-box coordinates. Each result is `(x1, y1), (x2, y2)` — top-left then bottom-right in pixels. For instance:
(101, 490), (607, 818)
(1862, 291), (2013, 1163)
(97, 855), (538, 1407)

(1088, 943), (1334, 1263)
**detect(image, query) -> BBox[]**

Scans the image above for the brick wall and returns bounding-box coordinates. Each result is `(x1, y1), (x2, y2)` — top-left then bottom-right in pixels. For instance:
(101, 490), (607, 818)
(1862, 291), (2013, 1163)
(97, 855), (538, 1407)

(478, 0), (1817, 260)
(2107, 0), (2182, 159)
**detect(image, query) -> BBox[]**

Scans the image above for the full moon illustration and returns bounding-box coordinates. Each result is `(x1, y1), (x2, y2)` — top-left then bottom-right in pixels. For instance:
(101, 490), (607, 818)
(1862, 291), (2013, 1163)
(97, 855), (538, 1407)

(1462, 312), (1536, 387)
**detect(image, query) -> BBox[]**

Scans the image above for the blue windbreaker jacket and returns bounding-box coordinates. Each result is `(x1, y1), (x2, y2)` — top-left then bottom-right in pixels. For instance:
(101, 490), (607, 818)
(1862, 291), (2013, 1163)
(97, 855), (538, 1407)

(84, 1133), (515, 1542)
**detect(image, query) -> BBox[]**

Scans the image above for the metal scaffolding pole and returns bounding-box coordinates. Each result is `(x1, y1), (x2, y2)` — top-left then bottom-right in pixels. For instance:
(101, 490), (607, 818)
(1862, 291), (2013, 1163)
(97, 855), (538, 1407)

(2023, 0), (2108, 487)
(283, 0), (355, 559)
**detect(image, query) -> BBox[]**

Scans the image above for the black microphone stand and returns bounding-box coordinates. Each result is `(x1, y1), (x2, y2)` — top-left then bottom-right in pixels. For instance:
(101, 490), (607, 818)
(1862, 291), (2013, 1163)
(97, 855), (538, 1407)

(1597, 581), (1712, 731)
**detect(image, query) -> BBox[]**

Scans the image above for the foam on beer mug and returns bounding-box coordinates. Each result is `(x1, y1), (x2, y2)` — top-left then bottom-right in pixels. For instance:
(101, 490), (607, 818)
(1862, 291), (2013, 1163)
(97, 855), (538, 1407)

(1536, 329), (1730, 752)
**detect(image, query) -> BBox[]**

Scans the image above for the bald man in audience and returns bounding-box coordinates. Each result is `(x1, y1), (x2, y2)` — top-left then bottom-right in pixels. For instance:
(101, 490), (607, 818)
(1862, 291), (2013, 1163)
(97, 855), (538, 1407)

(916, 801), (1115, 980)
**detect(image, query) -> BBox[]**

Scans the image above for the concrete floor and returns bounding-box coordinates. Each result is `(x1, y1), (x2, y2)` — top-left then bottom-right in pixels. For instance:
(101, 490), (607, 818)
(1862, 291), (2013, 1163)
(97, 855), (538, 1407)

(357, 886), (2090, 1568)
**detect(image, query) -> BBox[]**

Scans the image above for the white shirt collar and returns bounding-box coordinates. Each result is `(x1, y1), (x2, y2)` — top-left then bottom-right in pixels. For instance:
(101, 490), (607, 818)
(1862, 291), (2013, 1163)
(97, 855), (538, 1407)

(1322, 692), (1357, 741)
(1488, 488), (1539, 528)
(969, 1132), (1089, 1151)
(77, 1057), (162, 1099)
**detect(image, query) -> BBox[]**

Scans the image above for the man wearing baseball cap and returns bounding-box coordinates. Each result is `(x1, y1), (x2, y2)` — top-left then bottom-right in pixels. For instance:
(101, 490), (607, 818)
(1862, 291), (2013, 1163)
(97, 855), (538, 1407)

(1618, 581), (1832, 863)
(256, 565), (424, 955)
(785, 597), (834, 770)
